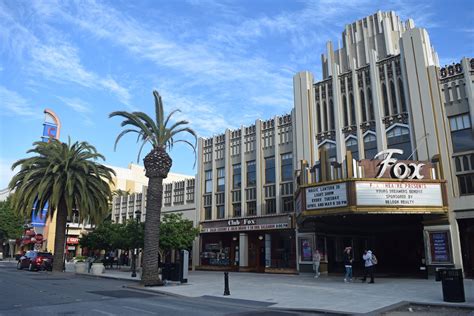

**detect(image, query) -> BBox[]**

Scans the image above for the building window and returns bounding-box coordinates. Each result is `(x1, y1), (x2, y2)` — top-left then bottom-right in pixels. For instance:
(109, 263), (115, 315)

(364, 134), (377, 159)
(399, 79), (407, 112)
(329, 100), (335, 130)
(246, 161), (256, 187)
(382, 83), (390, 116)
(360, 90), (367, 122)
(350, 93), (356, 125)
(458, 173), (474, 195)
(367, 87), (375, 120)
(320, 142), (336, 161)
(282, 197), (294, 213)
(343, 95), (348, 126)
(324, 101), (329, 132)
(265, 199), (276, 214)
(316, 102), (322, 133)
(346, 138), (359, 161)
(265, 156), (275, 184)
(205, 170), (212, 193)
(449, 114), (474, 153)
(281, 153), (293, 181)
(233, 164), (241, 189)
(387, 126), (411, 159)
(247, 201), (256, 216)
(217, 205), (225, 219)
(217, 168), (225, 192)
(233, 203), (241, 217)
(205, 207), (212, 220)
(390, 81), (398, 114)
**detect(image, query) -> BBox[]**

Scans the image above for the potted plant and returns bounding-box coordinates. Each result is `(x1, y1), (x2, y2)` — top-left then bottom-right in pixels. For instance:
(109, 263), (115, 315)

(91, 258), (105, 275)
(74, 256), (87, 274)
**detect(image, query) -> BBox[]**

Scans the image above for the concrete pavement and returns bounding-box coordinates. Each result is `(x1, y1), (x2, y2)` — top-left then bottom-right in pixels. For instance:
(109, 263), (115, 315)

(74, 268), (474, 314)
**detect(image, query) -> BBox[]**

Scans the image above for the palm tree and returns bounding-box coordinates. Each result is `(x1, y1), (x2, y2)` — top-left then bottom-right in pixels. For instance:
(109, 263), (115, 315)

(9, 139), (115, 272)
(110, 90), (196, 286)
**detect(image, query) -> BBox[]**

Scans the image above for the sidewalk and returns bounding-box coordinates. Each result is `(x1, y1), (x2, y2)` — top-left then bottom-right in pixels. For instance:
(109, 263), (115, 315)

(78, 269), (474, 314)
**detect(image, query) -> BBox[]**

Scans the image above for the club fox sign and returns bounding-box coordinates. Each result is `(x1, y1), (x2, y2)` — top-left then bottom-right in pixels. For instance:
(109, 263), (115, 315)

(374, 149), (425, 179)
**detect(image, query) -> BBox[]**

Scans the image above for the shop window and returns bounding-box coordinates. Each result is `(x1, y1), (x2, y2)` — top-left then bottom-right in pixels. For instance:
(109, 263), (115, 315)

(298, 236), (313, 263)
(246, 160), (256, 187)
(281, 153), (293, 181)
(364, 134), (377, 159)
(387, 126), (411, 159)
(247, 201), (256, 216)
(204, 207), (212, 220)
(217, 205), (225, 219)
(217, 168), (225, 192)
(233, 203), (241, 217)
(346, 138), (359, 161)
(265, 199), (276, 214)
(233, 164), (241, 189)
(282, 196), (294, 213)
(458, 173), (474, 195)
(265, 156), (275, 184)
(449, 114), (474, 153)
(205, 170), (212, 193)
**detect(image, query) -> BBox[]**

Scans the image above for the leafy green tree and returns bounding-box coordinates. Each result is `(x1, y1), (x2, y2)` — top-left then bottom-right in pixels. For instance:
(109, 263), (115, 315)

(159, 213), (199, 259)
(0, 196), (25, 256)
(110, 91), (197, 286)
(9, 139), (115, 271)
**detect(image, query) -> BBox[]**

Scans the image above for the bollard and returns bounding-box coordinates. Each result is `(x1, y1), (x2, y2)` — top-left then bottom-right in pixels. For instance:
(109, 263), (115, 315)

(223, 272), (230, 296)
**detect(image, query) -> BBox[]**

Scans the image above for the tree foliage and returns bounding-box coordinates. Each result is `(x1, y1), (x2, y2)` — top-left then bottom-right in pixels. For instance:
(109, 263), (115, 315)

(0, 196), (24, 241)
(159, 213), (199, 254)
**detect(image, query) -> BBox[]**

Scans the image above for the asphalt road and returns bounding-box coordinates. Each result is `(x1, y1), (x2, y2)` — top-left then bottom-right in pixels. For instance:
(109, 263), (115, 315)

(0, 262), (334, 316)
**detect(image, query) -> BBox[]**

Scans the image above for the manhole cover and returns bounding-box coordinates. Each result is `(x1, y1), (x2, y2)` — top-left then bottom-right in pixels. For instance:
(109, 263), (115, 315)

(88, 290), (155, 298)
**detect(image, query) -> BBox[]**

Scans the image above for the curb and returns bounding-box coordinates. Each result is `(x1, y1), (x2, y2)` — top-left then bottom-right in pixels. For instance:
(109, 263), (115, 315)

(74, 272), (141, 282)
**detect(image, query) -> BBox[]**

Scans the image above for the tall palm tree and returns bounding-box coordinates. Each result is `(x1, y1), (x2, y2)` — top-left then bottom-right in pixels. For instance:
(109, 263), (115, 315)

(110, 90), (197, 286)
(9, 139), (115, 272)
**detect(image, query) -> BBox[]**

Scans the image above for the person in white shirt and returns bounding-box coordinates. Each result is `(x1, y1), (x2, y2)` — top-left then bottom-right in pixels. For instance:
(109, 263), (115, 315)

(313, 249), (321, 278)
(362, 250), (375, 283)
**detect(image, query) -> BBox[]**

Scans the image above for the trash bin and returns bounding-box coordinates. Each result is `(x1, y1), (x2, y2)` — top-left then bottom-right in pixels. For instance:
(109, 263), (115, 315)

(438, 268), (465, 302)
(160, 263), (182, 282)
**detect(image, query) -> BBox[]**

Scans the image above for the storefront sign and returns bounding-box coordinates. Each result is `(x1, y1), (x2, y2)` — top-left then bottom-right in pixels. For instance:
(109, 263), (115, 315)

(374, 149), (425, 179)
(227, 218), (256, 226)
(202, 223), (288, 233)
(356, 181), (443, 207)
(306, 183), (347, 210)
(67, 237), (79, 245)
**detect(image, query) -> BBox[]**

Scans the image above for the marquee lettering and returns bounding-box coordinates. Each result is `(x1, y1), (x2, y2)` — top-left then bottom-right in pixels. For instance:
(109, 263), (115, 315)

(374, 149), (425, 180)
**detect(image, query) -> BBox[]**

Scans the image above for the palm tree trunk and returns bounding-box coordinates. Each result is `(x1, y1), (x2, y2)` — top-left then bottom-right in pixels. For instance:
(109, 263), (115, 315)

(142, 176), (164, 286)
(52, 201), (67, 272)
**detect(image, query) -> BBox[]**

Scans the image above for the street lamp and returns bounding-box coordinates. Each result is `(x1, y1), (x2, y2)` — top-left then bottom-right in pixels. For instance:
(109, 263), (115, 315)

(131, 210), (142, 277)
(63, 224), (70, 271)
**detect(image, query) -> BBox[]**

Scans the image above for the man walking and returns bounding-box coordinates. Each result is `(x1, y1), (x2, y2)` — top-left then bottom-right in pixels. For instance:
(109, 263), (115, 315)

(362, 250), (375, 283)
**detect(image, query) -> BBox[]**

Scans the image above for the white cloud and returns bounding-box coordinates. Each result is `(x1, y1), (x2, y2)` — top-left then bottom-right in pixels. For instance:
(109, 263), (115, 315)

(0, 86), (38, 117)
(57, 96), (91, 114)
(0, 157), (19, 189)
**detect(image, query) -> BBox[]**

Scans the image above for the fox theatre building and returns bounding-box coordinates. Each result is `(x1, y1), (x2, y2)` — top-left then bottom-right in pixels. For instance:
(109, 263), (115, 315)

(296, 149), (453, 277)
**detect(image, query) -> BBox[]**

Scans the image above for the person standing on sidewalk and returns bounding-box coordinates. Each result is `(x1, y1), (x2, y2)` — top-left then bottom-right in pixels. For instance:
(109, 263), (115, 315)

(343, 247), (353, 282)
(362, 250), (375, 283)
(313, 249), (321, 278)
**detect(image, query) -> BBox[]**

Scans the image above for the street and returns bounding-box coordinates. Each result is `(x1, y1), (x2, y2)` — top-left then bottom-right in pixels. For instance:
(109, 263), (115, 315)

(0, 263), (333, 316)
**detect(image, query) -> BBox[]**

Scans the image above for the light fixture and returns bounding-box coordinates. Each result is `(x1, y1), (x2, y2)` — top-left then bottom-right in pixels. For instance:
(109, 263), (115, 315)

(258, 235), (263, 240)
(232, 236), (237, 241)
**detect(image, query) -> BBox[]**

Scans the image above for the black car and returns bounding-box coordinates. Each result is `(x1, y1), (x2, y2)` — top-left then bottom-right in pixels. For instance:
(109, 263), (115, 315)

(17, 251), (53, 271)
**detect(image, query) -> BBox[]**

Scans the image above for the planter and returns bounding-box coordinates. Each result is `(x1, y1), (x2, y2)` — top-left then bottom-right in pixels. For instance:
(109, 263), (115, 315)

(91, 263), (105, 275)
(65, 262), (75, 272)
(75, 262), (87, 274)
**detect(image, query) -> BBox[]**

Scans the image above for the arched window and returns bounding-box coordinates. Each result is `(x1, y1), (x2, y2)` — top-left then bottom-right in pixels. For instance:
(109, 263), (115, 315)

(390, 81), (398, 114)
(343, 96), (348, 127)
(360, 90), (367, 122)
(350, 93), (356, 125)
(323, 101), (329, 131)
(387, 126), (411, 159)
(316, 103), (321, 133)
(382, 83), (390, 116)
(329, 100), (335, 130)
(364, 134), (377, 159)
(346, 138), (359, 161)
(367, 88), (375, 120)
(398, 79), (407, 112)
(320, 142), (337, 161)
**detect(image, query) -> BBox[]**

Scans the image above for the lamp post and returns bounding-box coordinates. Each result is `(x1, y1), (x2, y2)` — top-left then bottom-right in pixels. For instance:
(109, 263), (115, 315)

(131, 210), (141, 277)
(63, 224), (69, 271)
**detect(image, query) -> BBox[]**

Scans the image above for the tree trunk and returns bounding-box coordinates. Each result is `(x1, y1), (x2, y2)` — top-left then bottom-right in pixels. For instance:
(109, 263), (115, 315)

(52, 201), (67, 272)
(141, 176), (164, 286)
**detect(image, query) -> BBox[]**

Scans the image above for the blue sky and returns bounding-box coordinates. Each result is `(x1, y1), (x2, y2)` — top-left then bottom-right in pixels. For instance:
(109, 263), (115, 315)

(1, 0), (473, 188)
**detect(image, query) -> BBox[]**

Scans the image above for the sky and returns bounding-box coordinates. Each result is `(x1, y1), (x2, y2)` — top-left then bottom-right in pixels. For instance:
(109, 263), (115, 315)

(1, 0), (473, 189)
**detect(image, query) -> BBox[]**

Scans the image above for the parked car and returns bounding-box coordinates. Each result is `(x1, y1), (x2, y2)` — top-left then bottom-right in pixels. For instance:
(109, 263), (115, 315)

(17, 251), (53, 271)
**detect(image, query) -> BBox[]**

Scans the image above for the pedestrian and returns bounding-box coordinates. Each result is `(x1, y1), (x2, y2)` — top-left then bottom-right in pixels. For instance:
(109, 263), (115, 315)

(343, 246), (353, 282)
(313, 248), (321, 278)
(362, 250), (375, 283)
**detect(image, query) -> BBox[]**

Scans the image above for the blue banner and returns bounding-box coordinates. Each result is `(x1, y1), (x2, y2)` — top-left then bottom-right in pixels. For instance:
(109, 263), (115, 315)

(31, 203), (48, 227)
